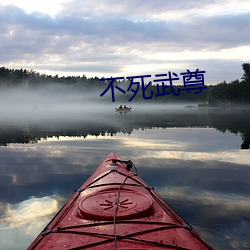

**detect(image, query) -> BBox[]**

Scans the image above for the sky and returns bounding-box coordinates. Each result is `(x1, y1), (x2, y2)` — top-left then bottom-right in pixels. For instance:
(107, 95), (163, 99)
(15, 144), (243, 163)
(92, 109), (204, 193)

(0, 0), (250, 84)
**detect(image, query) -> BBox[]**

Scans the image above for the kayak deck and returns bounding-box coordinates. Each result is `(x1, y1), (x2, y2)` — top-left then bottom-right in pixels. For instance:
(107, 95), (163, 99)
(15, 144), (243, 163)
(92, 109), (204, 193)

(28, 152), (213, 249)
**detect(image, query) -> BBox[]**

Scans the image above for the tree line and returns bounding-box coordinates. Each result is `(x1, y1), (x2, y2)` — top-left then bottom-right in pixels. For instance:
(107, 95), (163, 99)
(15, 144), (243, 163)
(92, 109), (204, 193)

(207, 63), (250, 105)
(0, 64), (249, 104)
(0, 67), (103, 89)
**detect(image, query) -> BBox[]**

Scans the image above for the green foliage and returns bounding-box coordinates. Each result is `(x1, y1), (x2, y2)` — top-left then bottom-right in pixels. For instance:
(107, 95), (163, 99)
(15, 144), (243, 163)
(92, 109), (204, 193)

(0, 64), (250, 104)
(242, 63), (250, 82)
(208, 63), (250, 104)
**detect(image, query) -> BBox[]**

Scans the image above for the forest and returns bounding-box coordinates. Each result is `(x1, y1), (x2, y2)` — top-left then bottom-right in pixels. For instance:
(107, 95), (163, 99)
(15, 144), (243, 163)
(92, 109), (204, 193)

(0, 63), (249, 105)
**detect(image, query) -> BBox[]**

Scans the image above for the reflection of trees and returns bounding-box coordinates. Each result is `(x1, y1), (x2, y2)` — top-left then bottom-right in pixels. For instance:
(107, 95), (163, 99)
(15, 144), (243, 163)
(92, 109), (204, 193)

(201, 109), (250, 149)
(0, 109), (249, 149)
(241, 139), (249, 149)
(241, 134), (250, 149)
(0, 131), (38, 146)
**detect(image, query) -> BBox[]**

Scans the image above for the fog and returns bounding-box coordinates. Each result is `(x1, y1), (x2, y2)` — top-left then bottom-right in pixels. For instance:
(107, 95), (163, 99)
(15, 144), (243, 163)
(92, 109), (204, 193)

(3, 84), (248, 141)
(0, 85), (197, 124)
(0, 85), (116, 123)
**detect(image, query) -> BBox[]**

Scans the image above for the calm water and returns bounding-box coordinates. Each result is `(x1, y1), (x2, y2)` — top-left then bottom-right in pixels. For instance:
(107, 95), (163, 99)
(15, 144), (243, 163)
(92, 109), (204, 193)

(0, 106), (250, 249)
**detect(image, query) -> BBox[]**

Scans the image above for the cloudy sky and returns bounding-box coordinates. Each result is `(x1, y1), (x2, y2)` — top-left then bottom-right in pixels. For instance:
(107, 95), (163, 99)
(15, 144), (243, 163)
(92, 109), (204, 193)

(0, 0), (250, 84)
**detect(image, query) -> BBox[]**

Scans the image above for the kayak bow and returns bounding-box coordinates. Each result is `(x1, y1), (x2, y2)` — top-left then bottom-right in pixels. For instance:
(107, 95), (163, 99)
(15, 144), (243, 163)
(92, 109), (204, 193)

(28, 152), (213, 249)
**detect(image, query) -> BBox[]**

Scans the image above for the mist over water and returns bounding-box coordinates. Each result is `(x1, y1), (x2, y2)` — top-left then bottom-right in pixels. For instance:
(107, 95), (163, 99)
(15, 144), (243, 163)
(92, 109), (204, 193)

(0, 84), (199, 125)
(0, 84), (250, 150)
(0, 85), (114, 122)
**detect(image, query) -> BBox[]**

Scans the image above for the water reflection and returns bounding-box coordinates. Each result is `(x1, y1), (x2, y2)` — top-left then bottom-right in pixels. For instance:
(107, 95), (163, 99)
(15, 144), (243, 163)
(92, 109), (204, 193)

(0, 108), (250, 149)
(0, 196), (62, 250)
(0, 111), (250, 249)
(1, 196), (59, 228)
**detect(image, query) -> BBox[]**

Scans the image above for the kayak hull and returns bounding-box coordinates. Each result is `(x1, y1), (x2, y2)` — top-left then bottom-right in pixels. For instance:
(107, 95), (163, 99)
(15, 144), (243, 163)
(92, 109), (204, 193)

(28, 152), (213, 249)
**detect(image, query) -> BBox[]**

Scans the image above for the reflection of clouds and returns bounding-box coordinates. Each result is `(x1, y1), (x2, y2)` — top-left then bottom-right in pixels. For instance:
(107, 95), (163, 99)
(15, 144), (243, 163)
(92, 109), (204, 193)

(0, 196), (62, 250)
(117, 127), (243, 152)
(194, 223), (250, 250)
(4, 143), (101, 176)
(153, 150), (250, 166)
(118, 129), (189, 151)
(4, 128), (246, 171)
(157, 186), (250, 216)
(0, 202), (7, 218)
(157, 186), (250, 249)
(0, 196), (59, 231)
(121, 139), (185, 150)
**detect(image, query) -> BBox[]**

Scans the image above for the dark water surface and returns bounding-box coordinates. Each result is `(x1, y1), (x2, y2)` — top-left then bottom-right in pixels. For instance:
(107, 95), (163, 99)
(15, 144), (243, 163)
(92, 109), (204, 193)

(0, 106), (250, 249)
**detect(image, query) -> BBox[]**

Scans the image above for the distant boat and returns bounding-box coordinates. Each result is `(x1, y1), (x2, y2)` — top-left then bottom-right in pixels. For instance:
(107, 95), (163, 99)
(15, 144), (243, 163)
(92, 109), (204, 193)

(115, 106), (132, 113)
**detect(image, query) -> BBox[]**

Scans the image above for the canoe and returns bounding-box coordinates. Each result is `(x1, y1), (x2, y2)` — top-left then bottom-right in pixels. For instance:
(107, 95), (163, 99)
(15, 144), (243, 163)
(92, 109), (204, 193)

(115, 107), (131, 113)
(28, 152), (213, 249)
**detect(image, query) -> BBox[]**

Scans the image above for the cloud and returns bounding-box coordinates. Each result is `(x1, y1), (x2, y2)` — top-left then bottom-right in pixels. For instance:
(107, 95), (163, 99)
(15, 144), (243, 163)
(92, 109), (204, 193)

(0, 196), (61, 249)
(157, 186), (250, 216)
(0, 1), (249, 83)
(58, 0), (244, 19)
(0, 196), (59, 229)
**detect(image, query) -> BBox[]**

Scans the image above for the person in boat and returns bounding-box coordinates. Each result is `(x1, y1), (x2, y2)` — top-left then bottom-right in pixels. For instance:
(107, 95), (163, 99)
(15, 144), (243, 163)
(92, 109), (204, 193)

(124, 105), (127, 109)
(119, 105), (123, 109)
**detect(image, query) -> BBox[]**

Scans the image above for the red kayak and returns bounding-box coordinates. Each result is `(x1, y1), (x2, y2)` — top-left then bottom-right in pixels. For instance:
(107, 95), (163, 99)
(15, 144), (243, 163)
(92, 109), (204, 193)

(28, 152), (213, 249)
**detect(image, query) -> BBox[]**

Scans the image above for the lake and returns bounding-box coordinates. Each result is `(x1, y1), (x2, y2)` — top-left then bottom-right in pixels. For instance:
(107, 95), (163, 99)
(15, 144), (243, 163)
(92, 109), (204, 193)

(0, 105), (250, 249)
